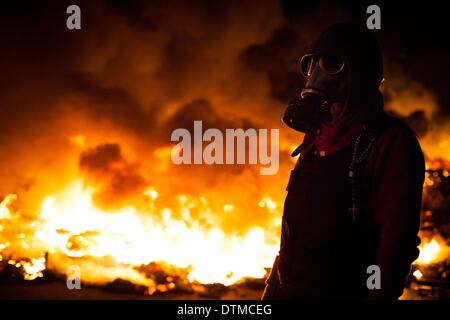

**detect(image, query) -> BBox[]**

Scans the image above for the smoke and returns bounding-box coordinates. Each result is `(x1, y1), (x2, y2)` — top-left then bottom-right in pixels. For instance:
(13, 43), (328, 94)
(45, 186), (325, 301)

(240, 27), (307, 102)
(0, 1), (281, 211)
(79, 143), (148, 210)
(0, 0), (448, 230)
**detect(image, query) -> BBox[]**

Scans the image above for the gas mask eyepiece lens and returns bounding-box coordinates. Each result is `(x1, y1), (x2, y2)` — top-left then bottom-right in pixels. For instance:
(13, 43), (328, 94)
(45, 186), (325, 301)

(319, 55), (345, 75)
(300, 54), (345, 78)
(299, 54), (316, 79)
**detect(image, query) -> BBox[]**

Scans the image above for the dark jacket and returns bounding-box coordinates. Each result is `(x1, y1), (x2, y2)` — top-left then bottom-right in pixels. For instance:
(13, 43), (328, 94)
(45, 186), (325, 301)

(263, 114), (424, 299)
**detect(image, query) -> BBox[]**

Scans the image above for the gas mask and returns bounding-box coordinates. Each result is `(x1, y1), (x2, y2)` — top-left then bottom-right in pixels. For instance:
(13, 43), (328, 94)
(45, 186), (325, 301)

(283, 54), (348, 133)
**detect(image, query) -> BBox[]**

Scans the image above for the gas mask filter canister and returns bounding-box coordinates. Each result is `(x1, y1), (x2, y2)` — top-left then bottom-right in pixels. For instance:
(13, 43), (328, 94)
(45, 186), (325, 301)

(283, 54), (347, 133)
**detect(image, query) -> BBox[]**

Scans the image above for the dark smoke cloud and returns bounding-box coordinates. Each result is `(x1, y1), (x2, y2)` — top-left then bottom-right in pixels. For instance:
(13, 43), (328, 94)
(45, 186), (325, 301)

(240, 27), (306, 102)
(165, 98), (255, 133)
(62, 72), (160, 137)
(79, 143), (148, 210)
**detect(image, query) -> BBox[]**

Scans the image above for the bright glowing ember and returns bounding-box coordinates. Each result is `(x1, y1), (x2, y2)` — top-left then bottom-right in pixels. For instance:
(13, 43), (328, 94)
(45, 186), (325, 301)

(414, 238), (448, 266)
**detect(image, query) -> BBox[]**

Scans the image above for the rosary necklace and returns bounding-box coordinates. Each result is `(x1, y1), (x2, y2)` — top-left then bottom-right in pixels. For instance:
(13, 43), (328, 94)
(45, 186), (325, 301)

(348, 127), (375, 221)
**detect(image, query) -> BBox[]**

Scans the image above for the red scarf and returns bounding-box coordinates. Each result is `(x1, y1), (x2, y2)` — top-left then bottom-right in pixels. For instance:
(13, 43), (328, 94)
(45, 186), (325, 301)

(314, 120), (363, 157)
(300, 105), (365, 159)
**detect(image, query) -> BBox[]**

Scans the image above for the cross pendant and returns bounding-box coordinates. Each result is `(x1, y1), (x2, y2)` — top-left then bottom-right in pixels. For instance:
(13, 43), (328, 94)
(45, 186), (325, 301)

(349, 204), (360, 220)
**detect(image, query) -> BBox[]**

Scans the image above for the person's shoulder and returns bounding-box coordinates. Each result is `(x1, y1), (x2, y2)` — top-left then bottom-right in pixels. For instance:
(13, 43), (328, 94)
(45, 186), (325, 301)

(367, 112), (423, 155)
(374, 113), (418, 142)
(384, 115), (416, 136)
(368, 113), (425, 171)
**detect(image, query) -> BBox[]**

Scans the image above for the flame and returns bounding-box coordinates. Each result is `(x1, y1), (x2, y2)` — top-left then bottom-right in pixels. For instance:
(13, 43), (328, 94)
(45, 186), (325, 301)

(22, 257), (46, 280)
(0, 194), (17, 219)
(412, 269), (423, 280)
(11, 181), (279, 287)
(1, 142), (449, 296)
(68, 134), (87, 148)
(415, 239), (444, 265)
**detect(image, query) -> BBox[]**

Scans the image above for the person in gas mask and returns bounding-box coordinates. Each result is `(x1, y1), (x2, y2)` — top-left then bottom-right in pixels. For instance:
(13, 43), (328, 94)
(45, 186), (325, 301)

(262, 23), (425, 300)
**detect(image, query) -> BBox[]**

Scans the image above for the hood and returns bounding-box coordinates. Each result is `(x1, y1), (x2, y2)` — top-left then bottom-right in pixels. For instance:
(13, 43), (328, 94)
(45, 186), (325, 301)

(310, 22), (384, 116)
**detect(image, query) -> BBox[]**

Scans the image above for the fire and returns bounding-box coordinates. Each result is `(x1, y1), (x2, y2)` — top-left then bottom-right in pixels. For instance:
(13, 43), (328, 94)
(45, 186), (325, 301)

(1, 181), (279, 290)
(0, 194), (17, 219)
(412, 269), (423, 280)
(416, 239), (441, 264)
(0, 140), (448, 296)
(20, 257), (46, 281)
(414, 238), (446, 265)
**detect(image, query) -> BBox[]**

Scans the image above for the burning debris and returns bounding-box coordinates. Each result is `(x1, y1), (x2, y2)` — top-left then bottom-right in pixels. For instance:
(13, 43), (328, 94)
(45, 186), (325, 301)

(0, 176), (279, 297)
(1, 154), (449, 299)
(403, 162), (450, 299)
